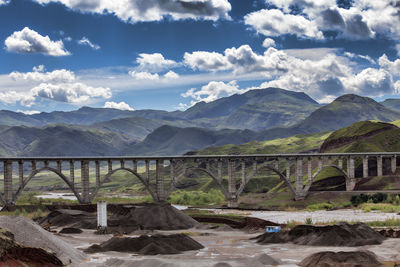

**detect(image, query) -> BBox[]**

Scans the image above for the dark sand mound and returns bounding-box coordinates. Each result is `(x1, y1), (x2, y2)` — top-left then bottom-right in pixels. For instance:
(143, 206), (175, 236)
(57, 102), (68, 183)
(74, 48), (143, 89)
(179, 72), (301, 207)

(59, 227), (83, 234)
(256, 222), (384, 246)
(39, 209), (97, 229)
(40, 203), (198, 232)
(0, 227), (63, 266)
(299, 250), (382, 267)
(85, 233), (204, 255)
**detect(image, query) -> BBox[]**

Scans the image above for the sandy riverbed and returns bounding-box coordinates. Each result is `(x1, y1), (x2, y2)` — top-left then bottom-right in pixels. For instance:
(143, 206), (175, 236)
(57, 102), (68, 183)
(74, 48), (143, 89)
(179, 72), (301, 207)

(55, 226), (400, 266)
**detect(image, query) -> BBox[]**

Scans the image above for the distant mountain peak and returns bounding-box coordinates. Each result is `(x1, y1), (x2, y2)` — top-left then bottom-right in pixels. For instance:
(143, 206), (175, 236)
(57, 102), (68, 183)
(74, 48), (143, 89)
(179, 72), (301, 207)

(334, 94), (376, 104)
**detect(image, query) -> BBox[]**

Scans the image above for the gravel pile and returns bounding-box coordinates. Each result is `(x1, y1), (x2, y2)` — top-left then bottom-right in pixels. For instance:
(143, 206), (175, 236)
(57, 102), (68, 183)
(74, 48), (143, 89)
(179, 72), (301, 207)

(256, 222), (385, 246)
(0, 216), (87, 265)
(40, 203), (199, 232)
(299, 250), (382, 267)
(85, 233), (204, 255)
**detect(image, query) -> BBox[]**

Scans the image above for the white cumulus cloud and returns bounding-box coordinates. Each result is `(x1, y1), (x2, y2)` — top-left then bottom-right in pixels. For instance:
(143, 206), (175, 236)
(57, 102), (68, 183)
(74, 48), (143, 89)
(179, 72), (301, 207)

(33, 0), (231, 23)
(244, 9), (324, 39)
(4, 27), (70, 56)
(129, 71), (160, 80)
(104, 101), (134, 111)
(262, 38), (276, 48)
(164, 70), (180, 79)
(181, 80), (243, 103)
(9, 66), (75, 83)
(136, 53), (177, 72)
(31, 82), (111, 104)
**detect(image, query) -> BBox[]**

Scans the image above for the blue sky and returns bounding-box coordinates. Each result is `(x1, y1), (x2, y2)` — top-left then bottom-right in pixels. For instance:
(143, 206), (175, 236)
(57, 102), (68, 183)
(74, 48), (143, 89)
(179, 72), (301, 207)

(1, 0), (400, 113)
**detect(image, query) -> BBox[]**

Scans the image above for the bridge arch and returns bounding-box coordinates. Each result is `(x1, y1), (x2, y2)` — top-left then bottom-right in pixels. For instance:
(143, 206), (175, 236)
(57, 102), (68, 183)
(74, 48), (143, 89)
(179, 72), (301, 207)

(168, 167), (230, 199)
(89, 167), (158, 202)
(13, 167), (83, 204)
(236, 162), (296, 199)
(303, 164), (349, 193)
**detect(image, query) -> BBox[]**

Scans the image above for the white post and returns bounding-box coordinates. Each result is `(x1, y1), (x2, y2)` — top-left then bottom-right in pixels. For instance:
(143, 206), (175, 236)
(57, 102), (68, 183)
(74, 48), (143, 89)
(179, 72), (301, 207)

(97, 201), (107, 233)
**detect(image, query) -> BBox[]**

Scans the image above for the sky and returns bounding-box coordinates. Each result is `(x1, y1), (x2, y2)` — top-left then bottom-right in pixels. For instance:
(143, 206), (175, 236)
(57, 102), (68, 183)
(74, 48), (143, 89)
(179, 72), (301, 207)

(1, 0), (400, 114)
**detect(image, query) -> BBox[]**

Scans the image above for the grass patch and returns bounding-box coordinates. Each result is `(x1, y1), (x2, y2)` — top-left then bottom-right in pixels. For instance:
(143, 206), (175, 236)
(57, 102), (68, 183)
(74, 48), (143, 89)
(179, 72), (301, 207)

(360, 203), (400, 213)
(167, 189), (225, 206)
(306, 202), (334, 211)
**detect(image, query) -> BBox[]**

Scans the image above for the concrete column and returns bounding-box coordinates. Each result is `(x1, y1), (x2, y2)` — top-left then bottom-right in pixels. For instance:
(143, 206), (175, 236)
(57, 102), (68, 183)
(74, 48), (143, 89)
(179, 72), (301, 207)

(307, 158), (312, 183)
(347, 157), (355, 179)
(295, 158), (304, 199)
(95, 161), (100, 188)
(57, 161), (62, 173)
(217, 159), (223, 182)
(274, 159), (279, 170)
(363, 156), (369, 178)
(286, 159), (291, 180)
(132, 160), (137, 172)
(391, 156), (397, 174)
(156, 160), (165, 202)
(107, 160), (112, 173)
(81, 160), (90, 203)
(69, 160), (75, 188)
(145, 160), (150, 183)
(241, 160), (246, 185)
(338, 157), (343, 169)
(170, 160), (175, 180)
(377, 156), (383, 177)
(318, 157), (323, 172)
(227, 160), (238, 208)
(44, 160), (49, 168)
(120, 159), (125, 169)
(31, 161), (36, 171)
(18, 161), (23, 186)
(346, 156), (356, 191)
(3, 160), (13, 205)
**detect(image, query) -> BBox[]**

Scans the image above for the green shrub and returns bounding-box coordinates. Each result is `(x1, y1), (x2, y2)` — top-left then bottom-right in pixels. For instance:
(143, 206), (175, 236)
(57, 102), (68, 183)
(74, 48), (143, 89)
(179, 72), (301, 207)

(306, 202), (334, 211)
(305, 217), (313, 225)
(167, 189), (225, 206)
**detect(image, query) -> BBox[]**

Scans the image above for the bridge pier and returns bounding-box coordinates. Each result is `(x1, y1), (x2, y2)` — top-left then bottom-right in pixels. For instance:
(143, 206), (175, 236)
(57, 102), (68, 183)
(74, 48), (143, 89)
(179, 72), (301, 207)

(346, 156), (356, 191)
(363, 156), (368, 178)
(81, 160), (90, 203)
(377, 156), (383, 177)
(3, 160), (13, 205)
(227, 160), (239, 208)
(156, 160), (165, 202)
(295, 158), (305, 200)
(392, 156), (397, 174)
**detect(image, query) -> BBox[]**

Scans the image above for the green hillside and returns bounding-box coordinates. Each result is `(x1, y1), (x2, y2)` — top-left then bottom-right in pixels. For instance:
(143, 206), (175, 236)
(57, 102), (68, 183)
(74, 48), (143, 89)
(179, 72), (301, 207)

(198, 132), (331, 155)
(320, 120), (400, 153)
(295, 94), (400, 133)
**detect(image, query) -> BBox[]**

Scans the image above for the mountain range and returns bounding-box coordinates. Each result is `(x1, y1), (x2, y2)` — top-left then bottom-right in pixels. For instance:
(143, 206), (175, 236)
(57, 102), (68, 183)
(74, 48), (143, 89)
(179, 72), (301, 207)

(0, 88), (400, 156)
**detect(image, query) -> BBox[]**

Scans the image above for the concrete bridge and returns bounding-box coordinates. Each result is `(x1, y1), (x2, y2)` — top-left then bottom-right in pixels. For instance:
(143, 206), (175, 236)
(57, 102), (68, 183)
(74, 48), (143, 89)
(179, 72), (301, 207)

(0, 152), (398, 207)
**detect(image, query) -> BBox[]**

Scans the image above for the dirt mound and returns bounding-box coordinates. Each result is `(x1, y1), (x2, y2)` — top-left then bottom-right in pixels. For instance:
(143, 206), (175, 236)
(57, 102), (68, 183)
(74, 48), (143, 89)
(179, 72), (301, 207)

(59, 227), (83, 234)
(379, 229), (400, 238)
(40, 203), (198, 232)
(214, 224), (235, 231)
(0, 227), (63, 266)
(85, 233), (204, 255)
(256, 222), (384, 246)
(0, 216), (86, 264)
(299, 250), (382, 267)
(39, 209), (97, 229)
